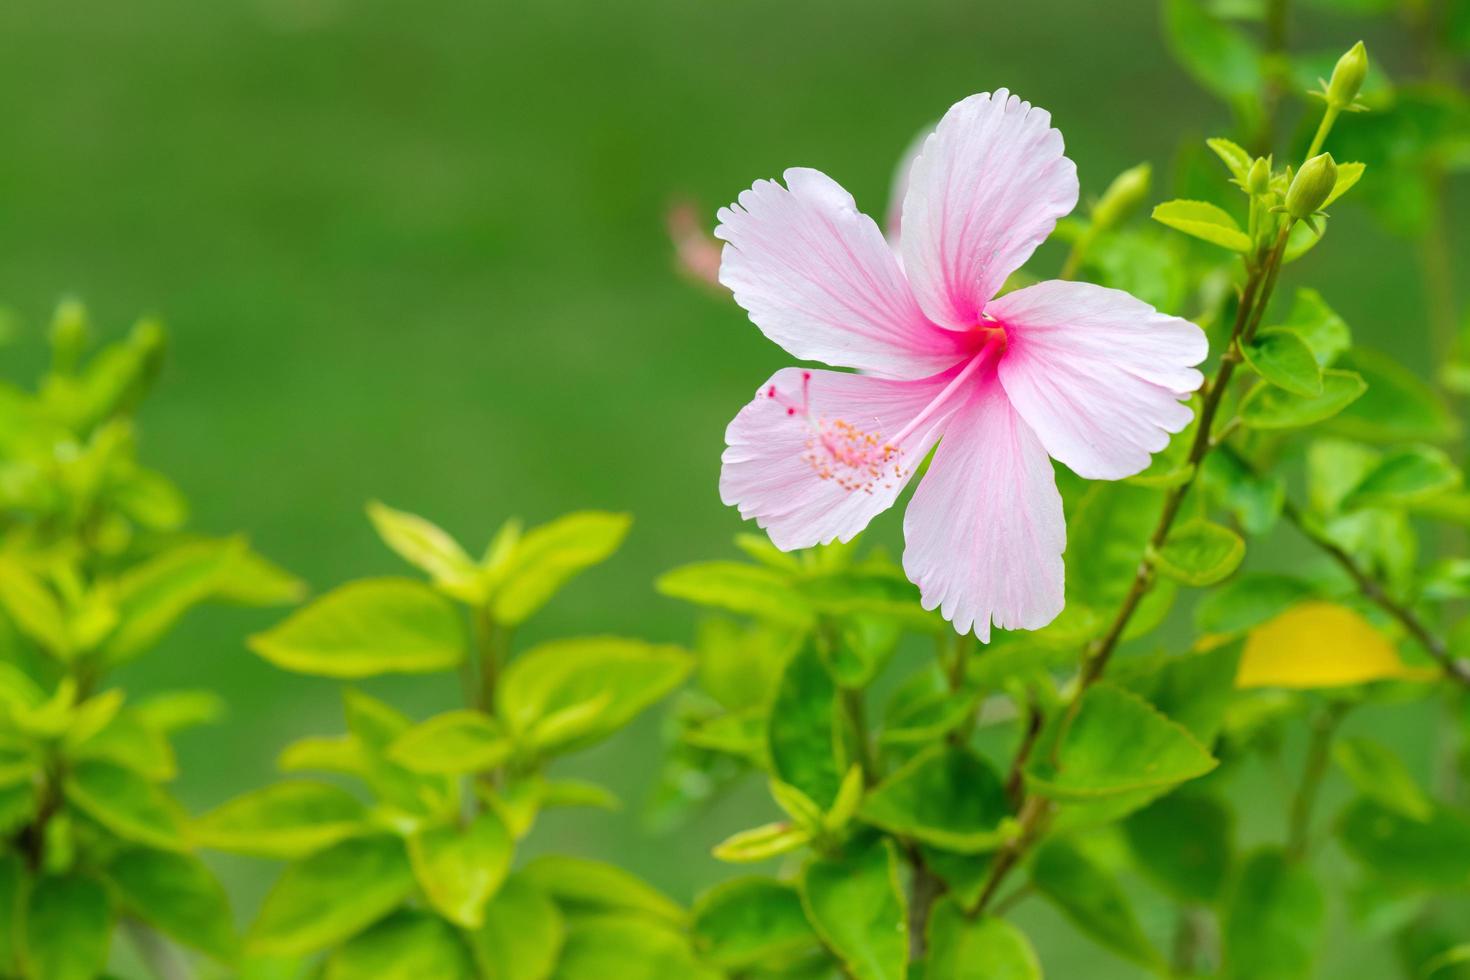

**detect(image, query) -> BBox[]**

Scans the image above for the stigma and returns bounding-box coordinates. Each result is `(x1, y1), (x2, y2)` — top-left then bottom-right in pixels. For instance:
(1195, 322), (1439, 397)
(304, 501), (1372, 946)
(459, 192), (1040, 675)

(765, 372), (904, 495)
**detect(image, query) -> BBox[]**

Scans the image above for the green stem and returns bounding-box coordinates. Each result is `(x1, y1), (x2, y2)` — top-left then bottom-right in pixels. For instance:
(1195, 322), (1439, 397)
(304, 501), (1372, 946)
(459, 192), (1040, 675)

(1305, 104), (1340, 160)
(840, 687), (877, 785)
(1286, 701), (1350, 861)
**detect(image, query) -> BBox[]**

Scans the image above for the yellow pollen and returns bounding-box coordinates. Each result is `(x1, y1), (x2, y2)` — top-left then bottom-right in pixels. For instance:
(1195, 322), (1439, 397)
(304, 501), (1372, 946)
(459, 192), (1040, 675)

(804, 418), (904, 494)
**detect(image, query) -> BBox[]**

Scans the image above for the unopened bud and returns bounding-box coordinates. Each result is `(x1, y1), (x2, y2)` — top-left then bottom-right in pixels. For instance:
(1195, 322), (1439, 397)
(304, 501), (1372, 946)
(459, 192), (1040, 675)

(1285, 154), (1338, 220)
(1091, 162), (1151, 231)
(1326, 41), (1368, 107)
(1246, 157), (1271, 197)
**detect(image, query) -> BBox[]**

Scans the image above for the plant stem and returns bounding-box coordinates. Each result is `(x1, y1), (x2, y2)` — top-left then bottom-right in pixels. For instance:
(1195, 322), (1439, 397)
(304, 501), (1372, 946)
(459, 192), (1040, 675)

(1305, 104), (1340, 160)
(840, 687), (877, 785)
(1286, 700), (1350, 861)
(474, 606), (503, 713)
(906, 847), (943, 961)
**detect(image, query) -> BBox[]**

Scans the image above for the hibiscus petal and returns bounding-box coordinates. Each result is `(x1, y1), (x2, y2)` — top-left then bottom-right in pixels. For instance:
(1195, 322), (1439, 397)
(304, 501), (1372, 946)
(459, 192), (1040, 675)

(992, 280), (1208, 481)
(716, 168), (968, 379)
(721, 366), (963, 551)
(902, 373), (1065, 641)
(900, 90), (1079, 330)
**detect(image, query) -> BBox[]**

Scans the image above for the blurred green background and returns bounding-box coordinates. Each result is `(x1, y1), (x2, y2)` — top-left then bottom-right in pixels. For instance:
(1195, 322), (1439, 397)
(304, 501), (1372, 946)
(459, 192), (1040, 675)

(0, 0), (1458, 975)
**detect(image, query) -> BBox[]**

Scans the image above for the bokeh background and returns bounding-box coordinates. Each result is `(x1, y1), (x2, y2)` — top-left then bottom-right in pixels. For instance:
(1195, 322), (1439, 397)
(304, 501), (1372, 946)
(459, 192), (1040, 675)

(0, 1), (1460, 975)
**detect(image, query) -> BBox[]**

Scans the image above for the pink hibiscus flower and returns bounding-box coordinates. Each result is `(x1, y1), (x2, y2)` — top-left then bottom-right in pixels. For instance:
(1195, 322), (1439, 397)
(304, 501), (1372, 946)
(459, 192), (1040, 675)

(716, 90), (1208, 640)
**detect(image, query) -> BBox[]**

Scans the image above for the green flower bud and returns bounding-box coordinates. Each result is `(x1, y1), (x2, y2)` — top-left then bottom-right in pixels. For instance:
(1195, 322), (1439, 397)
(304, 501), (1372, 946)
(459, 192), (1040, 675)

(1285, 153), (1338, 220)
(1091, 162), (1151, 231)
(1326, 41), (1368, 107)
(49, 297), (90, 374)
(1246, 157), (1271, 197)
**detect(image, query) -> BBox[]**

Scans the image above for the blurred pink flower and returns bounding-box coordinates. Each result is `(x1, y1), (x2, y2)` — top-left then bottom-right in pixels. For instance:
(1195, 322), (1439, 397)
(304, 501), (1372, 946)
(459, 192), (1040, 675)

(716, 90), (1207, 640)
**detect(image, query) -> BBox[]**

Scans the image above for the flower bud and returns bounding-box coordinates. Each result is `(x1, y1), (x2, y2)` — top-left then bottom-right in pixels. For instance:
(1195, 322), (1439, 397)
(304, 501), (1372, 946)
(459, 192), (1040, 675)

(1326, 41), (1368, 107)
(1091, 162), (1151, 231)
(1285, 153), (1338, 219)
(49, 297), (90, 374)
(1246, 157), (1271, 197)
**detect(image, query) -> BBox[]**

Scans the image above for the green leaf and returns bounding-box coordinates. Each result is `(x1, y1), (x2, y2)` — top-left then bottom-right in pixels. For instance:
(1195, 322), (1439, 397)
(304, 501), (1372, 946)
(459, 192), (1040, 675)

(692, 876), (818, 969)
(276, 735), (366, 778)
(212, 545), (307, 606)
(799, 840), (906, 980)
(407, 810), (513, 928)
(1152, 519), (1245, 586)
(249, 835), (416, 956)
(1332, 348), (1458, 443)
(71, 707), (177, 781)
(1240, 368), (1367, 429)
(465, 874), (564, 980)
(1164, 0), (1261, 98)
(1273, 288), (1351, 366)
(324, 910), (475, 980)
(1308, 437), (1381, 514)
(1026, 684), (1217, 801)
(63, 759), (184, 850)
(1282, 216), (1325, 264)
(1332, 738), (1433, 822)
(1324, 161), (1365, 207)
(0, 558), (70, 657)
(21, 874), (110, 980)
(0, 852), (24, 974)
(926, 898), (1040, 979)
(1242, 328), (1323, 396)
(1206, 137), (1252, 181)
(712, 821), (812, 863)
(0, 782), (39, 838)
(491, 511), (631, 626)
(767, 643), (844, 808)
(1195, 574), (1314, 636)
(497, 637), (690, 754)
(656, 561), (813, 628)
(859, 745), (1010, 853)
(342, 689), (454, 817)
(194, 781), (368, 859)
(1222, 849), (1324, 980)
(1344, 445), (1462, 510)
(250, 578), (464, 678)
(1151, 200), (1251, 251)
(132, 688), (227, 733)
(692, 617), (792, 712)
(1338, 799), (1470, 889)
(367, 501), (484, 602)
(104, 538), (240, 663)
(388, 710), (512, 775)
(1124, 793), (1234, 904)
(518, 854), (685, 925)
(1032, 838), (1162, 969)
(108, 848), (237, 960)
(554, 914), (713, 980)
(1114, 644), (1241, 744)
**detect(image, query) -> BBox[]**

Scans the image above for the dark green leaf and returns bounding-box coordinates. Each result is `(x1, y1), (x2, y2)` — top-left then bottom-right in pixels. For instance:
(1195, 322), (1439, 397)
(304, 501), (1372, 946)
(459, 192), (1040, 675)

(1163, 0), (1262, 98)
(692, 876), (817, 969)
(323, 910), (475, 980)
(1242, 328), (1323, 395)
(1272, 288), (1350, 366)
(1032, 838), (1162, 969)
(768, 643), (844, 808)
(799, 840), (906, 980)
(1240, 369), (1367, 429)
(1338, 799), (1470, 889)
(1331, 348), (1458, 443)
(21, 874), (110, 980)
(1123, 793), (1234, 904)
(108, 848), (236, 960)
(926, 898), (1040, 979)
(1344, 445), (1462, 510)
(1222, 849), (1324, 980)
(1333, 739), (1433, 823)
(859, 745), (1009, 853)
(1195, 574), (1314, 636)
(63, 759), (184, 850)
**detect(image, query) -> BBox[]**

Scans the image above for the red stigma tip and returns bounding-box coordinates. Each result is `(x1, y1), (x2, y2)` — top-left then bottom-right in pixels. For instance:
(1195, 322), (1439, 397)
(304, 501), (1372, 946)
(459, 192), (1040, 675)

(787, 407), (796, 415)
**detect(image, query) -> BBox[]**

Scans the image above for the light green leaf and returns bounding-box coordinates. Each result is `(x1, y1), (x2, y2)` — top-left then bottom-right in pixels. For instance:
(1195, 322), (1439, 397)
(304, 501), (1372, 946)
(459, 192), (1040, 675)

(1324, 161), (1366, 207)
(1114, 644), (1241, 744)
(388, 710), (512, 775)
(712, 822), (812, 863)
(324, 910), (475, 980)
(108, 848), (236, 960)
(249, 578), (464, 678)
(249, 835), (416, 956)
(194, 781), (368, 859)
(1124, 793), (1234, 904)
(132, 688), (226, 733)
(1206, 137), (1252, 181)
(1152, 519), (1245, 587)
(1338, 799), (1470, 889)
(276, 735), (366, 778)
(799, 840), (906, 980)
(212, 544), (307, 606)
(554, 914), (713, 980)
(1222, 849), (1324, 980)
(1333, 738), (1433, 822)
(1272, 288), (1350, 365)
(465, 874), (564, 980)
(859, 745), (1010, 853)
(518, 854), (685, 925)
(342, 689), (454, 817)
(1344, 445), (1462, 510)
(63, 759), (184, 850)
(104, 538), (240, 663)
(1033, 838), (1163, 968)
(71, 707), (177, 781)
(1195, 574), (1314, 636)
(1164, 0), (1261, 98)
(367, 501), (484, 602)
(767, 643), (844, 808)
(1332, 348), (1458, 443)
(1151, 200), (1251, 251)
(0, 558), (70, 657)
(491, 511), (631, 626)
(496, 636), (690, 754)
(407, 810), (513, 928)
(1026, 684), (1217, 801)
(692, 876), (818, 969)
(1201, 450), (1284, 534)
(21, 874), (110, 980)
(926, 898), (1040, 979)
(1240, 369), (1367, 429)
(1283, 216), (1325, 264)
(656, 561), (813, 628)
(1242, 328), (1323, 395)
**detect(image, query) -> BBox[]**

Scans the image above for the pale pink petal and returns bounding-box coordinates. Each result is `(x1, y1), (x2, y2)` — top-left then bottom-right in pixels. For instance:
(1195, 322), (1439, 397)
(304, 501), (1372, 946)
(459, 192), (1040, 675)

(991, 280), (1208, 481)
(884, 125), (931, 248)
(899, 90), (1079, 330)
(716, 168), (969, 379)
(902, 373), (1065, 641)
(721, 365), (964, 551)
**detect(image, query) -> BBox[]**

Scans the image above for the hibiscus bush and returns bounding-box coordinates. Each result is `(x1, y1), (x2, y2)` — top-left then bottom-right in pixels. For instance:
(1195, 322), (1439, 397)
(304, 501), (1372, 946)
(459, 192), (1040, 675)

(1, 2), (1469, 979)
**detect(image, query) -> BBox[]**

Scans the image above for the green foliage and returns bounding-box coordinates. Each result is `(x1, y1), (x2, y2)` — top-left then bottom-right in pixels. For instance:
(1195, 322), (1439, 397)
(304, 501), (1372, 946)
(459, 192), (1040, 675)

(1222, 850), (1325, 980)
(1031, 838), (1163, 969)
(799, 840), (907, 980)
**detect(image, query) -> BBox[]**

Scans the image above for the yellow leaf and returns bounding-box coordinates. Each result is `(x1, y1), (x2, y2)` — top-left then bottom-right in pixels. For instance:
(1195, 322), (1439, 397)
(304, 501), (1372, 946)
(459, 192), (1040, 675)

(1235, 601), (1435, 689)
